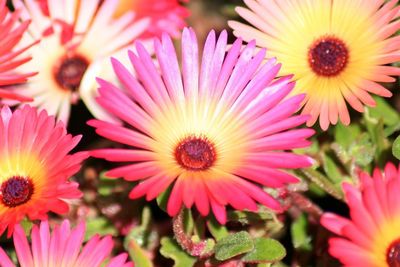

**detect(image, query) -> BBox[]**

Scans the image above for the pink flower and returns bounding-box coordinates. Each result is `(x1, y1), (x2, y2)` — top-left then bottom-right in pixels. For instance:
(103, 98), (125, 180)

(9, 0), (150, 123)
(89, 28), (314, 224)
(0, 219), (133, 267)
(321, 163), (400, 266)
(0, 0), (36, 101)
(113, 0), (189, 38)
(0, 105), (88, 237)
(229, 0), (400, 130)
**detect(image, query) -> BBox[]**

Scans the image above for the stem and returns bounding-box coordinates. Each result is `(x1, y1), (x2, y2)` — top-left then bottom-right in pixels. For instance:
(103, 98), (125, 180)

(289, 191), (323, 222)
(172, 209), (214, 259)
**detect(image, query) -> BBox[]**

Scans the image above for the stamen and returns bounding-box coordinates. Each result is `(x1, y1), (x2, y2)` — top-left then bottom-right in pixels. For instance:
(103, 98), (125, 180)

(308, 36), (348, 77)
(54, 54), (89, 91)
(175, 136), (216, 171)
(387, 239), (400, 267)
(0, 176), (34, 207)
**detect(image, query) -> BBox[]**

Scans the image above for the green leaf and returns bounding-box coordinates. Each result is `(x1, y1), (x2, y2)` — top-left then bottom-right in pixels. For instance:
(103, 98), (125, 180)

(85, 217), (117, 241)
(124, 207), (156, 249)
(183, 208), (194, 235)
(125, 238), (153, 267)
(159, 237), (196, 267)
(334, 122), (361, 149)
(227, 209), (275, 224)
(290, 213), (312, 251)
(322, 154), (342, 184)
(393, 135), (400, 160)
(364, 110), (389, 165)
(98, 171), (118, 196)
(241, 238), (286, 263)
(297, 168), (343, 200)
(124, 207), (157, 266)
(368, 96), (399, 126)
(348, 134), (375, 167)
(207, 217), (229, 241)
(20, 218), (33, 236)
(214, 231), (254, 261)
(156, 185), (173, 212)
(193, 216), (206, 238)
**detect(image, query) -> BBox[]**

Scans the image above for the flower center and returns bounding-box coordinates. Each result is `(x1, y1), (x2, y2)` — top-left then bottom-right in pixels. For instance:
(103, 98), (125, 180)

(0, 176), (34, 207)
(174, 136), (216, 171)
(308, 36), (348, 77)
(54, 54), (89, 91)
(387, 239), (400, 267)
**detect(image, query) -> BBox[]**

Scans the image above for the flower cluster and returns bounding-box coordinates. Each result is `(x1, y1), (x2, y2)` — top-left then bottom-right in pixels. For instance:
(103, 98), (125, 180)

(0, 0), (400, 266)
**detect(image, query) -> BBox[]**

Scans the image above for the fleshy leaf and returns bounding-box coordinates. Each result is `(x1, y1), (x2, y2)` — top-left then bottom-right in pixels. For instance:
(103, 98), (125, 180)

(85, 217), (117, 241)
(156, 184), (173, 212)
(207, 217), (229, 241)
(160, 237), (197, 267)
(183, 208), (194, 235)
(334, 122), (361, 149)
(98, 171), (117, 196)
(322, 154), (342, 184)
(125, 238), (153, 267)
(214, 231), (254, 261)
(393, 135), (400, 160)
(297, 168), (343, 200)
(20, 218), (33, 236)
(290, 213), (312, 251)
(241, 238), (286, 263)
(124, 207), (157, 267)
(348, 134), (375, 167)
(368, 96), (399, 126)
(124, 207), (155, 249)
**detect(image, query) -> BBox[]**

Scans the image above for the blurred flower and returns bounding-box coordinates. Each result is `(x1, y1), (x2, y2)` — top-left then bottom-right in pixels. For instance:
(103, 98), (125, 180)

(0, 219), (133, 267)
(0, 0), (37, 102)
(9, 0), (150, 123)
(89, 28), (314, 224)
(321, 163), (400, 266)
(114, 0), (189, 38)
(229, 0), (400, 130)
(0, 105), (88, 237)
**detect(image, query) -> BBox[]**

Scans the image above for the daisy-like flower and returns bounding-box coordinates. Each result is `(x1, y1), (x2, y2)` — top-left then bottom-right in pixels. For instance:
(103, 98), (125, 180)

(0, 220), (133, 267)
(89, 28), (314, 224)
(229, 0), (400, 130)
(0, 105), (88, 237)
(113, 0), (189, 38)
(9, 0), (150, 123)
(321, 163), (400, 266)
(0, 0), (36, 102)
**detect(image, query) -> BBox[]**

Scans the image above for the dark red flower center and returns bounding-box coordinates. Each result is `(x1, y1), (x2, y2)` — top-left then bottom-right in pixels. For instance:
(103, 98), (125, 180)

(54, 55), (89, 91)
(0, 176), (34, 207)
(175, 136), (216, 171)
(308, 36), (348, 77)
(387, 239), (400, 267)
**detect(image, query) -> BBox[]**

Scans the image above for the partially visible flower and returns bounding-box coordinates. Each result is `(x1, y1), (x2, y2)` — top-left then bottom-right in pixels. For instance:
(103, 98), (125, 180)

(114, 0), (189, 38)
(0, 105), (88, 237)
(9, 0), (150, 123)
(0, 0), (36, 102)
(321, 163), (400, 266)
(0, 219), (133, 267)
(89, 28), (314, 224)
(229, 0), (400, 130)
